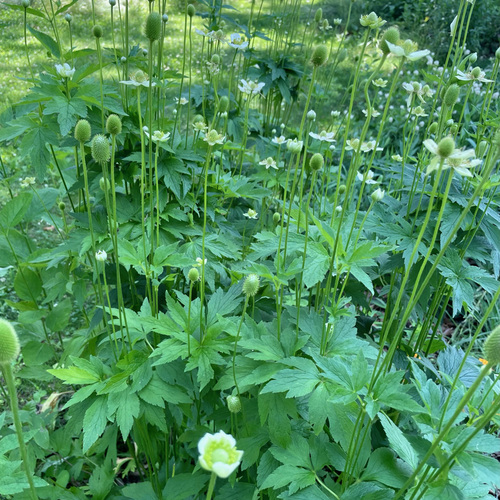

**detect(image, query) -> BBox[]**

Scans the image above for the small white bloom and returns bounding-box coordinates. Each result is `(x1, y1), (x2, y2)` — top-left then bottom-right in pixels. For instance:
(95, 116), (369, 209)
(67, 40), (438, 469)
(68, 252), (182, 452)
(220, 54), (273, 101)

(356, 170), (378, 184)
(373, 78), (387, 88)
(244, 209), (258, 219)
(175, 97), (189, 105)
(259, 157), (278, 170)
(55, 63), (75, 79)
(196, 257), (207, 266)
(309, 130), (335, 142)
(286, 138), (303, 153)
(203, 129), (225, 146)
(238, 79), (265, 96)
(385, 40), (430, 61)
(392, 154), (403, 162)
(20, 177), (36, 188)
(198, 431), (243, 479)
(95, 250), (107, 262)
(272, 135), (287, 145)
(227, 33), (248, 49)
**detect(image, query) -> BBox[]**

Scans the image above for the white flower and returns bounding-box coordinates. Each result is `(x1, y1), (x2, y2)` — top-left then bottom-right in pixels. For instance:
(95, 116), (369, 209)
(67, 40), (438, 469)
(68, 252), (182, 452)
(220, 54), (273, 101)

(444, 153), (480, 178)
(238, 79), (265, 96)
(359, 12), (386, 29)
(331, 110), (341, 117)
(203, 129), (225, 146)
(198, 430), (243, 479)
(362, 108), (380, 118)
(411, 106), (427, 117)
(392, 154), (403, 162)
(228, 33), (248, 49)
(272, 135), (286, 145)
(143, 127), (171, 142)
(55, 63), (75, 79)
(309, 130), (335, 142)
(450, 15), (458, 37)
(175, 97), (189, 105)
(371, 188), (385, 202)
(286, 138), (303, 153)
(196, 257), (207, 266)
(259, 157), (278, 170)
(361, 140), (383, 153)
(95, 250), (107, 262)
(385, 40), (430, 61)
(20, 177), (36, 188)
(455, 68), (493, 83)
(334, 18), (342, 25)
(120, 70), (155, 87)
(373, 78), (387, 88)
(244, 209), (258, 219)
(356, 170), (378, 184)
(193, 121), (208, 132)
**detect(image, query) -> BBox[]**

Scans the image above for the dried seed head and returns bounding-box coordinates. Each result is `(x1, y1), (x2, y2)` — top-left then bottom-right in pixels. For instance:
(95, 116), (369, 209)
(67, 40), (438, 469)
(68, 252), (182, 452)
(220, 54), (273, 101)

(483, 325), (500, 365)
(311, 44), (328, 67)
(242, 274), (260, 297)
(0, 319), (20, 365)
(91, 134), (111, 164)
(74, 119), (91, 143)
(145, 12), (162, 41)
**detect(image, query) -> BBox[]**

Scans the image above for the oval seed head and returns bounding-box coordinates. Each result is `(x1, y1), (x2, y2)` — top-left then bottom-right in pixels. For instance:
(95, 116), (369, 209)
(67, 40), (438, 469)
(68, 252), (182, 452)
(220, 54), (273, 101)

(310, 153), (324, 171)
(339, 184), (346, 194)
(106, 114), (122, 136)
(437, 137), (455, 158)
(444, 84), (460, 108)
(193, 114), (205, 124)
(211, 54), (220, 65)
(187, 4), (196, 17)
(273, 212), (281, 225)
(242, 274), (260, 297)
(227, 395), (241, 413)
(314, 8), (323, 23)
(483, 324), (500, 365)
(58, 201), (66, 211)
(21, 0), (30, 8)
(188, 267), (200, 282)
(0, 319), (20, 365)
(99, 176), (110, 192)
(311, 44), (328, 67)
(74, 119), (91, 143)
(91, 134), (111, 164)
(471, 66), (481, 79)
(429, 122), (438, 134)
(145, 12), (162, 41)
(380, 26), (400, 55)
(65, 13), (72, 22)
(92, 25), (103, 38)
(219, 95), (229, 113)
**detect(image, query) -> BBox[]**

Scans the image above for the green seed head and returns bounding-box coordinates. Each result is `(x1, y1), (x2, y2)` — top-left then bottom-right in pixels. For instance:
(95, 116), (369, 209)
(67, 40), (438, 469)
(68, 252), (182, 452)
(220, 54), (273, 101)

(227, 395), (241, 413)
(338, 48), (347, 62)
(65, 13), (72, 22)
(483, 325), (500, 365)
(339, 184), (346, 194)
(193, 114), (205, 124)
(188, 267), (200, 282)
(444, 84), (460, 108)
(310, 153), (324, 171)
(496, 47), (500, 60)
(92, 25), (103, 38)
(429, 122), (438, 134)
(187, 4), (196, 17)
(145, 12), (162, 41)
(311, 44), (328, 67)
(437, 137), (455, 158)
(477, 140), (488, 157)
(211, 54), (220, 64)
(58, 201), (66, 211)
(106, 114), (122, 136)
(74, 119), (91, 143)
(242, 274), (260, 297)
(450, 123), (458, 135)
(314, 8), (323, 23)
(162, 14), (169, 23)
(0, 319), (20, 365)
(273, 212), (281, 225)
(219, 95), (229, 113)
(380, 26), (400, 55)
(21, 0), (30, 8)
(471, 66), (481, 79)
(99, 176), (110, 192)
(493, 129), (500, 156)
(91, 134), (111, 164)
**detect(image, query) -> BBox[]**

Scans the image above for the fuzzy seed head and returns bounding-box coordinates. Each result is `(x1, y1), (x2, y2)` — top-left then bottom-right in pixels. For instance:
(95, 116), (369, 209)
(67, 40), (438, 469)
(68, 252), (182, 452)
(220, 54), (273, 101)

(437, 137), (455, 158)
(310, 153), (324, 171)
(483, 325), (500, 365)
(227, 395), (241, 413)
(188, 268), (200, 282)
(92, 25), (103, 38)
(193, 114), (205, 124)
(145, 12), (162, 41)
(187, 4), (196, 17)
(314, 8), (323, 23)
(74, 119), (91, 143)
(219, 95), (229, 113)
(106, 114), (122, 136)
(380, 26), (400, 55)
(311, 44), (328, 67)
(91, 134), (111, 164)
(471, 66), (481, 79)
(0, 319), (20, 365)
(444, 84), (460, 108)
(242, 274), (260, 297)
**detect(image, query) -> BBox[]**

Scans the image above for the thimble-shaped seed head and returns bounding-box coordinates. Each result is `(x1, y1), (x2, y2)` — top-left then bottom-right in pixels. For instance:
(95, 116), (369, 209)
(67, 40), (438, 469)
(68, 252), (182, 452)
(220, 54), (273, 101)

(483, 325), (500, 366)
(380, 26), (399, 55)
(92, 25), (103, 38)
(227, 395), (241, 413)
(187, 4), (196, 17)
(188, 268), (200, 282)
(437, 137), (455, 158)
(242, 274), (260, 297)
(429, 122), (438, 134)
(91, 134), (111, 164)
(444, 84), (460, 108)
(145, 12), (162, 41)
(310, 153), (324, 171)
(99, 176), (110, 192)
(339, 184), (346, 194)
(314, 8), (322, 23)
(58, 201), (66, 211)
(219, 96), (229, 113)
(74, 119), (91, 143)
(0, 319), (20, 365)
(273, 212), (281, 225)
(311, 44), (328, 67)
(106, 114), (122, 136)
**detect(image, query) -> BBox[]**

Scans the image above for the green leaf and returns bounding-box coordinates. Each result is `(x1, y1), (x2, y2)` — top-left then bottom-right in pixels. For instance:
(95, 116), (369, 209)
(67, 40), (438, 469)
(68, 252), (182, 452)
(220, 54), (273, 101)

(88, 463), (115, 500)
(161, 473), (207, 500)
(83, 396), (108, 452)
(27, 25), (61, 58)
(20, 125), (58, 179)
(261, 363), (321, 398)
(43, 96), (87, 136)
(46, 298), (72, 332)
(122, 482), (158, 500)
(261, 464), (316, 494)
(0, 192), (33, 229)
(48, 366), (100, 385)
(361, 447), (411, 488)
(108, 387), (140, 441)
(14, 267), (42, 301)
(206, 285), (242, 326)
(138, 372), (191, 406)
(420, 484), (463, 500)
(259, 392), (295, 447)
(22, 341), (54, 366)
(378, 412), (419, 469)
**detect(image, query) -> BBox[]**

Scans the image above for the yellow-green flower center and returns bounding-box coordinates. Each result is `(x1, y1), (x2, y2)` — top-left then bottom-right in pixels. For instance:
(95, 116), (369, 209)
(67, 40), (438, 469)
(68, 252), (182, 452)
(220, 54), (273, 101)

(204, 440), (238, 467)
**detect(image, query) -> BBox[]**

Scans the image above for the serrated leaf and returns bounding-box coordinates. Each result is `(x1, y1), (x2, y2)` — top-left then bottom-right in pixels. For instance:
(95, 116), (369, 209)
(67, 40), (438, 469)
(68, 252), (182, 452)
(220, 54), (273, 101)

(261, 464), (316, 494)
(161, 473), (207, 500)
(0, 192), (33, 229)
(108, 388), (140, 441)
(27, 25), (60, 58)
(48, 366), (100, 385)
(83, 397), (108, 452)
(261, 366), (320, 398)
(361, 447), (411, 488)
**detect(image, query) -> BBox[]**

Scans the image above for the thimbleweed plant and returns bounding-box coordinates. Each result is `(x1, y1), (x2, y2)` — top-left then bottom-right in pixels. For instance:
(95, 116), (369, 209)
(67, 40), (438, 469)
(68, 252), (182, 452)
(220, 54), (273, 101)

(0, 0), (500, 498)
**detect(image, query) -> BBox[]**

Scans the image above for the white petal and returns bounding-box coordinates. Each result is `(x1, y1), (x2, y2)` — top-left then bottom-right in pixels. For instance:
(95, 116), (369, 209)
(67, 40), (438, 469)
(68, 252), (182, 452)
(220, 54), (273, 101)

(212, 461), (239, 478)
(423, 139), (439, 155)
(408, 50), (430, 61)
(198, 433), (213, 454)
(386, 41), (405, 57)
(454, 166), (473, 177)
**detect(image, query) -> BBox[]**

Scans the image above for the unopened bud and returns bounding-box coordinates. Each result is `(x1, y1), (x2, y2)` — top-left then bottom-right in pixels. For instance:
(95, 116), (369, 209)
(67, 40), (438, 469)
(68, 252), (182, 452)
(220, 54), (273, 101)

(314, 8), (322, 23)
(444, 84), (460, 108)
(106, 114), (122, 136)
(219, 95), (229, 113)
(188, 268), (200, 282)
(429, 122), (438, 134)
(310, 153), (324, 171)
(74, 119), (91, 143)
(187, 4), (195, 17)
(145, 12), (162, 41)
(273, 212), (281, 225)
(227, 395), (241, 413)
(92, 25), (103, 38)
(311, 44), (328, 66)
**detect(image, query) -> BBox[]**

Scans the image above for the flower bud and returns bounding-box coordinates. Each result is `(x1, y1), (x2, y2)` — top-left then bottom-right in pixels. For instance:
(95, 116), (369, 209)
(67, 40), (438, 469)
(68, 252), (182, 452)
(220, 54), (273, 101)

(444, 84), (460, 108)
(371, 188), (385, 202)
(162, 14), (168, 23)
(380, 26), (399, 55)
(314, 8), (322, 23)
(273, 212), (281, 225)
(483, 324), (500, 366)
(311, 44), (328, 67)
(65, 13), (72, 22)
(145, 12), (162, 41)
(469, 52), (477, 63)
(471, 66), (481, 79)
(219, 95), (229, 113)
(338, 48), (347, 62)
(91, 134), (111, 164)
(339, 184), (346, 194)
(227, 395), (241, 413)
(437, 137), (455, 158)
(109, 0), (116, 6)
(121, 56), (127, 63)
(187, 4), (195, 17)
(496, 47), (500, 60)
(307, 110), (316, 121)
(0, 319), (20, 365)
(92, 25), (103, 38)
(188, 267), (200, 282)
(21, 0), (30, 8)
(450, 123), (458, 135)
(99, 176), (110, 192)
(211, 54), (220, 64)
(310, 153), (324, 171)
(193, 114), (205, 124)
(493, 129), (500, 157)
(242, 274), (260, 297)
(106, 114), (122, 136)
(477, 140), (488, 157)
(74, 119), (91, 143)
(58, 202), (66, 211)
(429, 122), (438, 134)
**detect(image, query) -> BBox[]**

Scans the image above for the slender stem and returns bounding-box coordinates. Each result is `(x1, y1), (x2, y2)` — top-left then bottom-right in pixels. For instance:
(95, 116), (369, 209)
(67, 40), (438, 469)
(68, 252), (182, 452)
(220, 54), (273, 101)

(205, 472), (217, 500)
